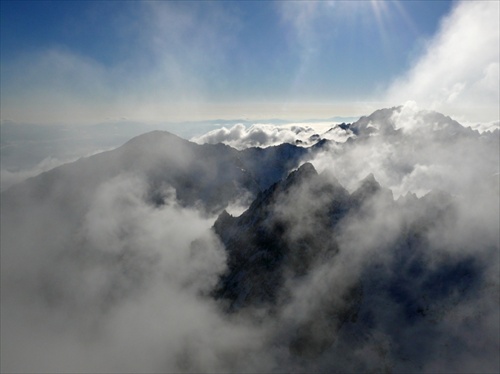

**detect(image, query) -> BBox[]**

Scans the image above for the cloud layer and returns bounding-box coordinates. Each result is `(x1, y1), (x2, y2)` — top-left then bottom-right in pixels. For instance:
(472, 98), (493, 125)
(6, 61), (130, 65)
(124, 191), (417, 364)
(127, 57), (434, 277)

(1, 174), (266, 373)
(192, 121), (353, 149)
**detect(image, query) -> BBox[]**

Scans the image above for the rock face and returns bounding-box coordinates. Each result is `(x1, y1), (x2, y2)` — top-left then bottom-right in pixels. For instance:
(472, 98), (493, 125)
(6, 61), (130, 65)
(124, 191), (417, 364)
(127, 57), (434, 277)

(212, 163), (392, 310)
(212, 162), (483, 361)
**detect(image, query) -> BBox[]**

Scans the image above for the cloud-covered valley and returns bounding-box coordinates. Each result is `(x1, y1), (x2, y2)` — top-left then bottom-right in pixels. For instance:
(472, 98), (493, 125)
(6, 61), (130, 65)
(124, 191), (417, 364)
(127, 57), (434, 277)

(1, 105), (498, 373)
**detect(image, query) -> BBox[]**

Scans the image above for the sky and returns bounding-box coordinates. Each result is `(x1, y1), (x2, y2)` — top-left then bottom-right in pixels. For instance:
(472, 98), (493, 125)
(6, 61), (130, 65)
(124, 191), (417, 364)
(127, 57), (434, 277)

(1, 1), (499, 124)
(2, 0), (497, 125)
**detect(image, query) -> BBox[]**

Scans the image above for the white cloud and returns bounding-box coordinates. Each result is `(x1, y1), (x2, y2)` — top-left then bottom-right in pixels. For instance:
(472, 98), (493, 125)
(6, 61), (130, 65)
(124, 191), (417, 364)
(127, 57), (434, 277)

(0, 173), (270, 373)
(310, 105), (499, 198)
(386, 1), (500, 123)
(192, 122), (352, 149)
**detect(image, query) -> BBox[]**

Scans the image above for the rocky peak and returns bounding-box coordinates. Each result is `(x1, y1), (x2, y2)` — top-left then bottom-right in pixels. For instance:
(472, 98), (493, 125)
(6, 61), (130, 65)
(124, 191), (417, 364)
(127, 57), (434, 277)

(352, 173), (380, 198)
(213, 165), (363, 310)
(351, 173), (394, 210)
(281, 162), (318, 189)
(350, 107), (401, 135)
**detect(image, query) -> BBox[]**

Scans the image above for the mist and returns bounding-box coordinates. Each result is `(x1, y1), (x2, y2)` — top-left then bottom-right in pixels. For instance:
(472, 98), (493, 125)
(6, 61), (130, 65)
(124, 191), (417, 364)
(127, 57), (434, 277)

(1, 174), (266, 373)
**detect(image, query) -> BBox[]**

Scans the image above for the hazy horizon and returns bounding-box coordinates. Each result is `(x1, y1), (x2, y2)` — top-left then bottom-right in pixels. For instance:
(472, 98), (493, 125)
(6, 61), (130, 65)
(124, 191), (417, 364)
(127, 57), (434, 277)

(2, 1), (499, 126)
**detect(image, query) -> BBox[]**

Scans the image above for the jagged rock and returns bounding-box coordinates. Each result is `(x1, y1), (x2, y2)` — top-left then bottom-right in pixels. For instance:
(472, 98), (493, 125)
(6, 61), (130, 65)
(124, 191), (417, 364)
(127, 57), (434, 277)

(213, 164), (375, 310)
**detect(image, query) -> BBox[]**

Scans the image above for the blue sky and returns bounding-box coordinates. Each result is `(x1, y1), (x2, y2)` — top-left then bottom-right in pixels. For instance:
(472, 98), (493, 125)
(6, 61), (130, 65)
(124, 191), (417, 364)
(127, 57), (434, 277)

(1, 1), (498, 124)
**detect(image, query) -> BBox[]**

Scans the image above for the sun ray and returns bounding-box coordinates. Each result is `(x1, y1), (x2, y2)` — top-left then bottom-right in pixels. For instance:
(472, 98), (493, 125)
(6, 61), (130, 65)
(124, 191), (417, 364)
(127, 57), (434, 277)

(370, 0), (390, 48)
(392, 0), (420, 36)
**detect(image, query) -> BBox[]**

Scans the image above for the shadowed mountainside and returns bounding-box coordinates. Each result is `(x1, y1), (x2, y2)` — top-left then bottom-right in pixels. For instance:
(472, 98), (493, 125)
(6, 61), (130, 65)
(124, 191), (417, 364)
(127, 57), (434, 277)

(212, 162), (490, 366)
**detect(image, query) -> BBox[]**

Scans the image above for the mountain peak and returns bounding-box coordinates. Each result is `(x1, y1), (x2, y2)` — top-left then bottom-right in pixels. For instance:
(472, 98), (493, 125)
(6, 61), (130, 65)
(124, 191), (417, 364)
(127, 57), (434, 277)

(350, 107), (400, 135)
(351, 173), (384, 203)
(279, 162), (318, 192)
(361, 173), (378, 185)
(291, 162), (317, 178)
(122, 130), (184, 147)
(296, 162), (317, 175)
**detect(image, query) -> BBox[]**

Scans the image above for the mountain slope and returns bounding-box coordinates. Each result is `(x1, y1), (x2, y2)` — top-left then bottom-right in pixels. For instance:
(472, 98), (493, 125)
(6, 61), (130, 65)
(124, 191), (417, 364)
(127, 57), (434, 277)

(212, 162), (491, 365)
(2, 130), (314, 215)
(212, 163), (391, 310)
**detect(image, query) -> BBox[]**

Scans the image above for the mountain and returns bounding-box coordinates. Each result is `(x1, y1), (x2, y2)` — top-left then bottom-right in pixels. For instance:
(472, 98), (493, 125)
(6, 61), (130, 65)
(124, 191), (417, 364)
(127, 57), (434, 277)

(212, 162), (487, 362)
(1, 107), (498, 373)
(330, 106), (482, 140)
(0, 130), (313, 318)
(1, 130), (315, 307)
(213, 163), (353, 309)
(2, 130), (313, 216)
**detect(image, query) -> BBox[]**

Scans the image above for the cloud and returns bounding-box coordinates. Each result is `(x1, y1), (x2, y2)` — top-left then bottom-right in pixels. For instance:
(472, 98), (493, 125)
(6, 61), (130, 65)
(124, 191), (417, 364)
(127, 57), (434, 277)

(192, 121), (353, 149)
(268, 137), (498, 371)
(211, 130), (498, 371)
(469, 120), (500, 134)
(311, 104), (499, 197)
(0, 173), (271, 373)
(386, 1), (500, 123)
